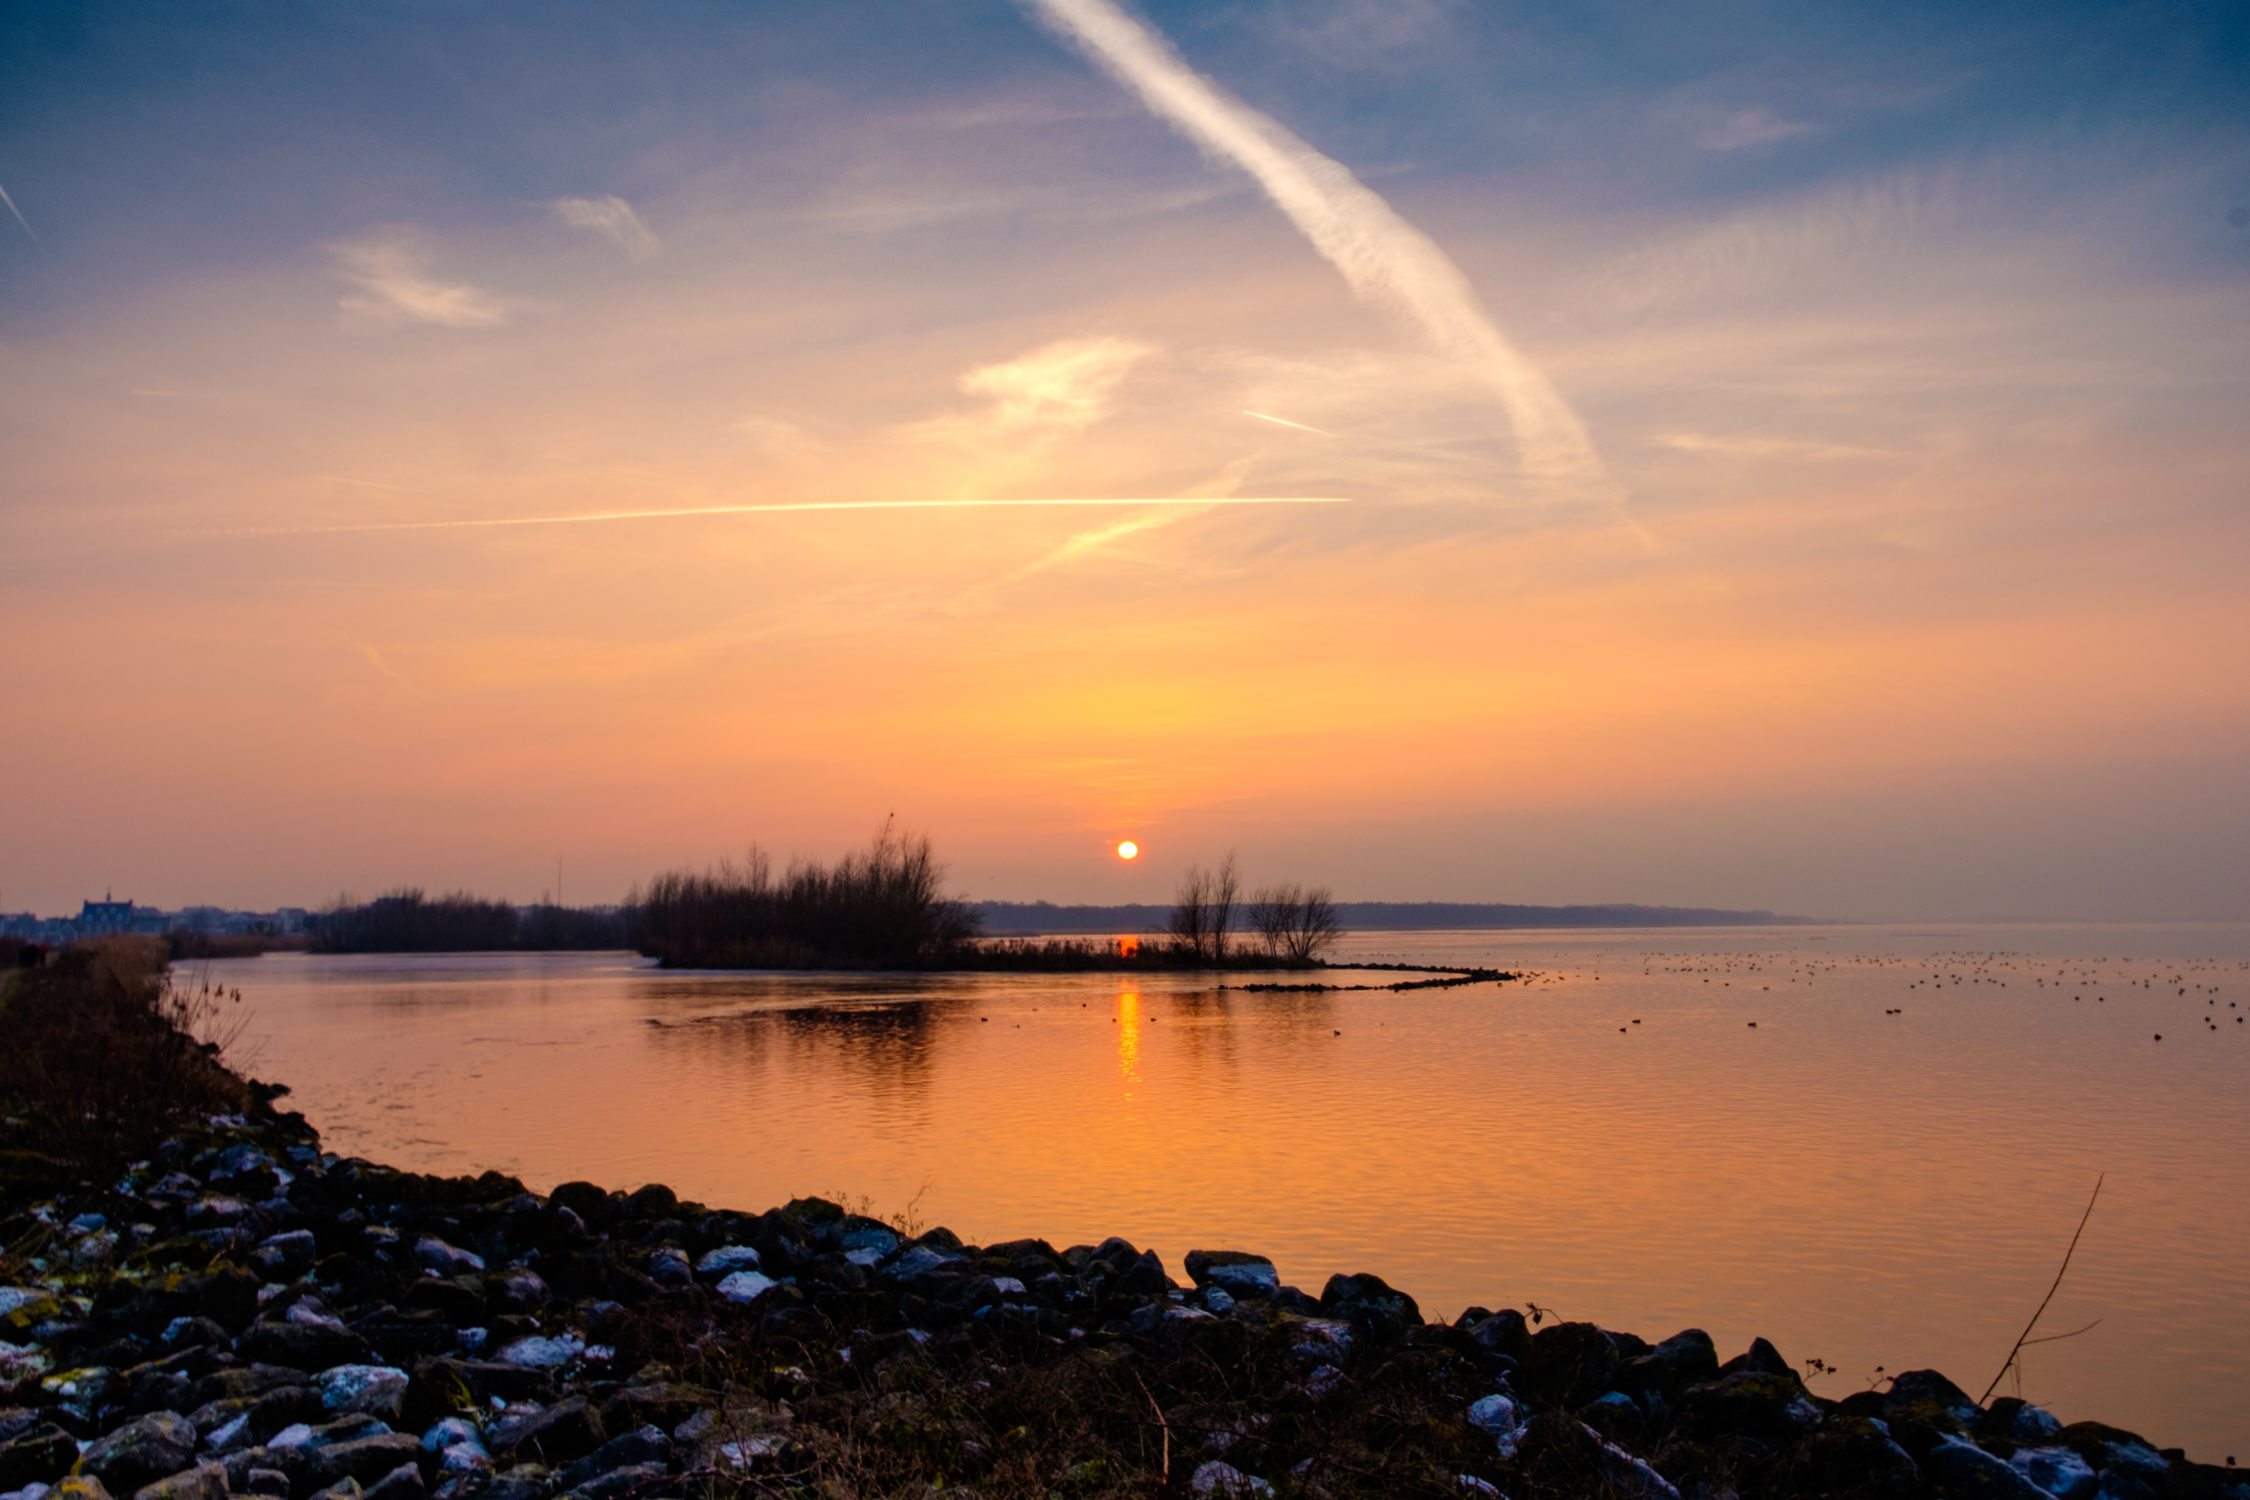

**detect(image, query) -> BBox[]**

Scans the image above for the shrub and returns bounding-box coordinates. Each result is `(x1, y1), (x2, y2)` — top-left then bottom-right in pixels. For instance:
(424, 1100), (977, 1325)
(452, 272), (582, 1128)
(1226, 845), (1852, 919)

(632, 823), (982, 969)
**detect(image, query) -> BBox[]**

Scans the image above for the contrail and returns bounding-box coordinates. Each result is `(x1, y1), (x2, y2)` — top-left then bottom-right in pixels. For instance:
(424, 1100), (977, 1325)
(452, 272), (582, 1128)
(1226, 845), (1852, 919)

(1018, 0), (1605, 493)
(1243, 409), (1335, 437)
(0, 182), (37, 244)
(208, 494), (1351, 538)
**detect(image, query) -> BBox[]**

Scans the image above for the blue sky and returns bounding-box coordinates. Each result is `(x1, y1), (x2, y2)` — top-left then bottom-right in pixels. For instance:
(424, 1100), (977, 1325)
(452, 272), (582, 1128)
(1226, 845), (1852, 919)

(2, 1), (2246, 919)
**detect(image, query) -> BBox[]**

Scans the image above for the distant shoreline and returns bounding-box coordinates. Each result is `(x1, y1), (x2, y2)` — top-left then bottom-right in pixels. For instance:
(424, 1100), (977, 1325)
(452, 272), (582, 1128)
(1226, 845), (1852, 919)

(975, 900), (1822, 936)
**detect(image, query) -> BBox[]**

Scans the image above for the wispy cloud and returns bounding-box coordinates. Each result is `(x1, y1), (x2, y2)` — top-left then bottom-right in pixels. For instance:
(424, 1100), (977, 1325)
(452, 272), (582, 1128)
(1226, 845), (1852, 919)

(551, 195), (661, 261)
(1016, 0), (1605, 494)
(1600, 169), (1957, 314)
(0, 181), (36, 244)
(1653, 431), (1891, 461)
(1692, 107), (1816, 151)
(332, 230), (511, 328)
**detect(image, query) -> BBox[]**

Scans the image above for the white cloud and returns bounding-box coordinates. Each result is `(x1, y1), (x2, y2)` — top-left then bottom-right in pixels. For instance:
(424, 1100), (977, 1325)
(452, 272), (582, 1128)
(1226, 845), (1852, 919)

(906, 335), (1157, 443)
(552, 195), (661, 261)
(960, 335), (1155, 432)
(331, 231), (511, 328)
(1017, 0), (1605, 494)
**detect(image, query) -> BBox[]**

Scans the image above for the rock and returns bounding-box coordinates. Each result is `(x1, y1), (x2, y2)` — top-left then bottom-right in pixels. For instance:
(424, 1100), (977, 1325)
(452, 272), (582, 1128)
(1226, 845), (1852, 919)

(53, 1478), (115, 1500)
(1617, 1328), (1719, 1400)
(642, 1251), (691, 1289)
(2011, 1445), (2098, 1500)
(1888, 1369), (1982, 1425)
(128, 1465), (227, 1500)
(493, 1398), (603, 1467)
(238, 1470), (289, 1497)
(487, 1272), (550, 1315)
(1183, 1252), (1280, 1299)
(1777, 1414), (1925, 1498)
(360, 1462), (426, 1500)
(2054, 1423), (2170, 1483)
(1462, 1308), (1531, 1364)
(306, 1480), (361, 1500)
(302, 1434), (427, 1494)
(0, 1424), (77, 1489)
(1717, 1336), (1796, 1380)
(1189, 1461), (1271, 1497)
(1514, 1413), (1680, 1500)
(554, 1426), (669, 1492)
(1983, 1397), (2064, 1444)
(493, 1337), (582, 1370)
(1465, 1395), (1522, 1457)
(693, 1247), (760, 1279)
(1318, 1273), (1420, 1340)
(712, 1273), (776, 1307)
(597, 1383), (715, 1435)
(1111, 1250), (1174, 1297)
(1678, 1371), (1823, 1444)
(77, 1413), (198, 1495)
(249, 1232), (318, 1281)
(236, 1320), (372, 1371)
(1524, 1322), (1621, 1409)
(562, 1460), (665, 1500)
(411, 1241), (484, 1279)
(1921, 1435), (2052, 1498)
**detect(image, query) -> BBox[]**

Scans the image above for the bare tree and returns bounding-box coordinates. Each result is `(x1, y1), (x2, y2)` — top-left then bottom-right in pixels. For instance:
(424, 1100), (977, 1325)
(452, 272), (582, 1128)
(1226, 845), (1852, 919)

(1285, 886), (1343, 961)
(1249, 882), (1302, 958)
(1169, 853), (1242, 961)
(1168, 866), (1211, 959)
(1208, 852), (1239, 962)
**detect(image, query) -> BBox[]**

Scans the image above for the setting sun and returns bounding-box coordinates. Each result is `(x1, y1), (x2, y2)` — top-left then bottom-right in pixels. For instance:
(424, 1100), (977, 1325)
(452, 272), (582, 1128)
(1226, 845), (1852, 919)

(1116, 841), (1138, 860)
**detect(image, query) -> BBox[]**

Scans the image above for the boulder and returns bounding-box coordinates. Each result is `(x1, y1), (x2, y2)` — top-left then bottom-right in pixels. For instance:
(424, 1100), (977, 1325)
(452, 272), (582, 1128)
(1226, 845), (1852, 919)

(563, 1460), (667, 1500)
(236, 1320), (373, 1371)
(713, 1273), (776, 1307)
(249, 1232), (318, 1281)
(554, 1426), (671, 1492)
(492, 1398), (604, 1467)
(1776, 1414), (1926, 1499)
(302, 1434), (428, 1495)
(0, 1421), (78, 1489)
(1318, 1274), (1420, 1340)
(1513, 1413), (1680, 1500)
(1678, 1371), (1823, 1445)
(693, 1247), (760, 1279)
(2010, 1445), (2098, 1500)
(1183, 1252), (1279, 1299)
(410, 1241), (484, 1279)
(319, 1366), (409, 1422)
(1617, 1328), (1718, 1400)
(1981, 1397), (2064, 1444)
(129, 1464), (228, 1500)
(1523, 1322), (1621, 1409)
(77, 1413), (198, 1495)
(1887, 1370), (1982, 1425)
(1189, 1461), (1272, 1497)
(361, 1461), (427, 1500)
(1920, 1435), (2051, 1499)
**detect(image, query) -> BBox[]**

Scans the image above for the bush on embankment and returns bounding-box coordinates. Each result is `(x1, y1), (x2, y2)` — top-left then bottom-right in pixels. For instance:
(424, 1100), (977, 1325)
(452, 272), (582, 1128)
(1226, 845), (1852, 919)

(310, 892), (628, 953)
(0, 936), (248, 1174)
(632, 825), (981, 969)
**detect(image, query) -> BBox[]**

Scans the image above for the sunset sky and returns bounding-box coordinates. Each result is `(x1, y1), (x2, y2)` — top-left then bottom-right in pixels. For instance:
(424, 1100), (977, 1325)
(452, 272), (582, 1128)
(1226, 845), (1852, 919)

(3, 0), (2246, 920)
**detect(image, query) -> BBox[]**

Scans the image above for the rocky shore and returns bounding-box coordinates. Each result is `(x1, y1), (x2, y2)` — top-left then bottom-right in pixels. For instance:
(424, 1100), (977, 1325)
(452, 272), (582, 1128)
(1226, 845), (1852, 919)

(1, 1084), (2241, 1500)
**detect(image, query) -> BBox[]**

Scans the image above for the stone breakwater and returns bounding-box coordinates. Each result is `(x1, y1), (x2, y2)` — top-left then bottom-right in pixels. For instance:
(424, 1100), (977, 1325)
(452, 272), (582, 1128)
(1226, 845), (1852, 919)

(0, 1084), (2241, 1500)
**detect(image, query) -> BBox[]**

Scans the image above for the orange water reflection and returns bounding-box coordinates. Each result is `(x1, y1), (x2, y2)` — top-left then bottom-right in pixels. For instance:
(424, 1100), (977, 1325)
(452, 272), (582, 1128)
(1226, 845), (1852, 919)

(210, 928), (2250, 1462)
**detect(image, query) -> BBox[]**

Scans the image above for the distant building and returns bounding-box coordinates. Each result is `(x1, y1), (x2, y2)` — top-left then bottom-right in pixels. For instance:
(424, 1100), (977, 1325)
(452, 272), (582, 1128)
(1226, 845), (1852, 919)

(77, 897), (136, 936)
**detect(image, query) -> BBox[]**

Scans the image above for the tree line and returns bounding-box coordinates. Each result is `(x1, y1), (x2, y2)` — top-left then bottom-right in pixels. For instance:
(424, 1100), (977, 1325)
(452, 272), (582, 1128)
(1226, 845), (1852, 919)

(1167, 853), (1342, 963)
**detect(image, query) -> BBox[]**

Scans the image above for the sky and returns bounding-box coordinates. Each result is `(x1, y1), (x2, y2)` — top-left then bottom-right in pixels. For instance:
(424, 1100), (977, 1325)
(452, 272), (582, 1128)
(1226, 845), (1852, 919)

(2, 0), (2247, 921)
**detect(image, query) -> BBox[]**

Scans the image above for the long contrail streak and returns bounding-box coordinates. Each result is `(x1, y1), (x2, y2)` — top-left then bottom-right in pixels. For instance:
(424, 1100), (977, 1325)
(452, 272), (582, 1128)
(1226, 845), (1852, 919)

(0, 183), (37, 244)
(208, 495), (1351, 538)
(1018, 0), (1606, 493)
(1243, 409), (1335, 437)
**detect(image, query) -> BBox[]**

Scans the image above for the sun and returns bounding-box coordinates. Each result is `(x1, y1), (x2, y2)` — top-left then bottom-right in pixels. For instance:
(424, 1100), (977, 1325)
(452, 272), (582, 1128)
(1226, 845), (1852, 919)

(1116, 840), (1139, 860)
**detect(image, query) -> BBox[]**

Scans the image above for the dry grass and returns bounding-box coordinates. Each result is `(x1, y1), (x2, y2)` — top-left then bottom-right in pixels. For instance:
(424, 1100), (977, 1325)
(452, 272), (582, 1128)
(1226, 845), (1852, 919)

(0, 936), (249, 1175)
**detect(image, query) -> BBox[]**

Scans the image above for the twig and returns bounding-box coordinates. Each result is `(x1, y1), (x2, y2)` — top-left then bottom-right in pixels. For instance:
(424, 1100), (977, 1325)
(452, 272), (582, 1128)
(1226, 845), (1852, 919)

(2020, 1317), (2103, 1348)
(1980, 1175), (2103, 1404)
(1130, 1366), (1171, 1489)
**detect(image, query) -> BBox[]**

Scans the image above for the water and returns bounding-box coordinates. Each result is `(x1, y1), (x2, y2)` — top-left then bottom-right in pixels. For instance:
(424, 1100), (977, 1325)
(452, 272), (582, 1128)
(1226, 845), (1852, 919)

(198, 925), (2250, 1461)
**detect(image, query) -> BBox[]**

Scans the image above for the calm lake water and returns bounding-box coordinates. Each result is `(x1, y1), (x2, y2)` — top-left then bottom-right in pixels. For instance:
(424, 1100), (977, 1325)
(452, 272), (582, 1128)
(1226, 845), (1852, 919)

(199, 925), (2250, 1461)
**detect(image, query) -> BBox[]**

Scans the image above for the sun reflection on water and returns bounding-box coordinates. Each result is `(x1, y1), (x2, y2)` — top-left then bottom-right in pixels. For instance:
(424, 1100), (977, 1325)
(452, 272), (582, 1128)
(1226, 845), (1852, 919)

(1116, 988), (1141, 1093)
